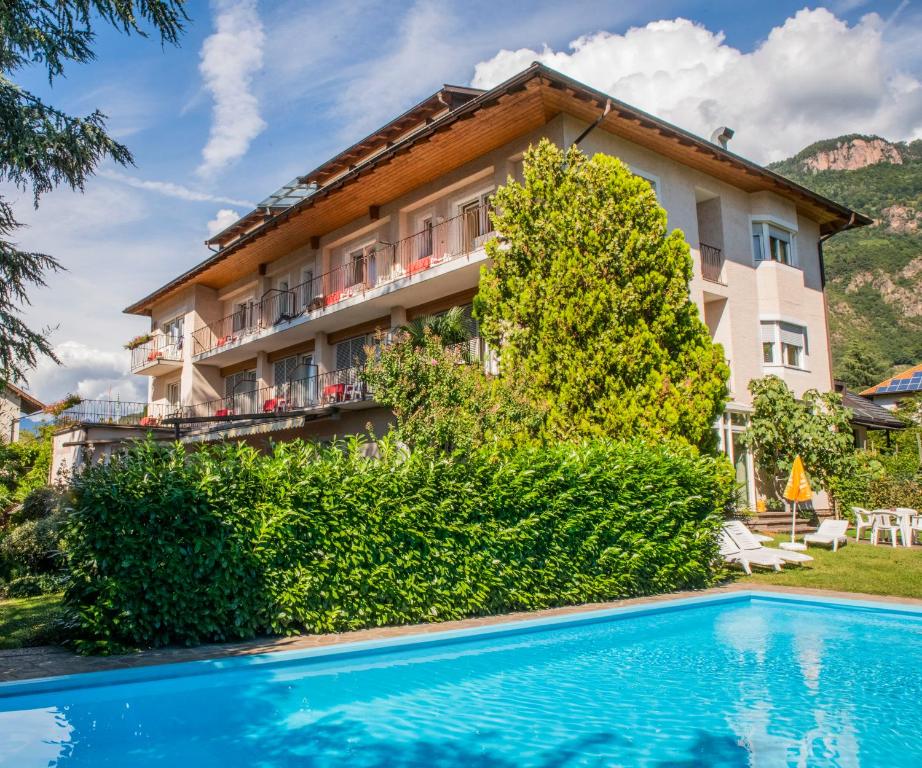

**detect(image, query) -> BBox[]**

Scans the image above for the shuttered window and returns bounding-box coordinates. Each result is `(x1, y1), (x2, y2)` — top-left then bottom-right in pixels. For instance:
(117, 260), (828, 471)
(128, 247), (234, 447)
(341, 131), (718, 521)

(335, 336), (367, 370)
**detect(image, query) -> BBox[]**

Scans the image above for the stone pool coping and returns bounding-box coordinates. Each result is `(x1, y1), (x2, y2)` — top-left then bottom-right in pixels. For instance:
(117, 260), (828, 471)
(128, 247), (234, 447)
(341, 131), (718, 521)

(3, 583), (921, 685)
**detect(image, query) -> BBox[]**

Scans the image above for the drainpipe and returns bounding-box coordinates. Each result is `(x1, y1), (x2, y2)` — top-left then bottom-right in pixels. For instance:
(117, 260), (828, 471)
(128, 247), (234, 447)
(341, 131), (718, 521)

(574, 99), (612, 147)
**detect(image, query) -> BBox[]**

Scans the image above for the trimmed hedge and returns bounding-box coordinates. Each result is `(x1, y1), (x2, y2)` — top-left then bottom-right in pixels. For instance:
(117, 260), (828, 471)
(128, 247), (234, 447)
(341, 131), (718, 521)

(64, 438), (731, 653)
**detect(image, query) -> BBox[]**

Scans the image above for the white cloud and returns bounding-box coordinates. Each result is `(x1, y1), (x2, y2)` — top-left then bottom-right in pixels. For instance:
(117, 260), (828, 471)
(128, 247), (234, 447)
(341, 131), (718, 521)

(99, 169), (252, 207)
(207, 208), (240, 236)
(197, 0), (266, 177)
(335, 1), (463, 136)
(472, 9), (922, 163)
(28, 341), (144, 403)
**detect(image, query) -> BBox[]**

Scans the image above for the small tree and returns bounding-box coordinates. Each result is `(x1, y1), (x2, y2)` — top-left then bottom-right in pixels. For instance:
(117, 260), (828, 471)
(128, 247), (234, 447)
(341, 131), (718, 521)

(362, 329), (543, 454)
(835, 340), (888, 391)
(741, 376), (854, 508)
(475, 140), (728, 448)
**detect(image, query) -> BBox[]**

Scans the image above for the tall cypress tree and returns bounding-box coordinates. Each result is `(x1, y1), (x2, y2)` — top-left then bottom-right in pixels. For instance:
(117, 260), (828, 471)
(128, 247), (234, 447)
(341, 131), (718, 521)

(476, 139), (729, 449)
(0, 1), (187, 385)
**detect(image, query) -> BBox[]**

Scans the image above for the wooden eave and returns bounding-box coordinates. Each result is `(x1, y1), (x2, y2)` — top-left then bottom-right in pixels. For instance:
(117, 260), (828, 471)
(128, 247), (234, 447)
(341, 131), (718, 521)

(126, 64), (870, 317)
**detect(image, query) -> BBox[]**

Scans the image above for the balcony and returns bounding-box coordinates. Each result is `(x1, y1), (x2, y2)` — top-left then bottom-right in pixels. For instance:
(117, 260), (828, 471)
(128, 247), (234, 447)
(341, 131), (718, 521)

(191, 203), (494, 360)
(700, 243), (725, 285)
(167, 336), (487, 427)
(52, 400), (174, 428)
(130, 334), (184, 375)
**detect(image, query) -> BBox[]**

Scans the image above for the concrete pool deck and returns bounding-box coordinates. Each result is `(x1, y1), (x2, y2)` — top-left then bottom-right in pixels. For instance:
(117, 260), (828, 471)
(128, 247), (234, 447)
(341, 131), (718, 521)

(4, 583), (922, 684)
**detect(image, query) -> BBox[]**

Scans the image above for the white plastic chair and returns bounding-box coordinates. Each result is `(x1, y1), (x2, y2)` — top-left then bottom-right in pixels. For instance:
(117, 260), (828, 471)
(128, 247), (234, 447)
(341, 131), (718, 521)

(909, 513), (922, 546)
(871, 512), (903, 547)
(853, 507), (874, 542)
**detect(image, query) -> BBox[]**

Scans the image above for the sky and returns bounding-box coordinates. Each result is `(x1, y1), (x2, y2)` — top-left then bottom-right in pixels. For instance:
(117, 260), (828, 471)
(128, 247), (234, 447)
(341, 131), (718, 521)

(6, 0), (922, 405)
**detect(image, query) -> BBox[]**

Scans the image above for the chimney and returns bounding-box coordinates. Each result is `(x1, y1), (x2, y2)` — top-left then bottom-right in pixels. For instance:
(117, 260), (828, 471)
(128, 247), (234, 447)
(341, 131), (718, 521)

(710, 126), (735, 149)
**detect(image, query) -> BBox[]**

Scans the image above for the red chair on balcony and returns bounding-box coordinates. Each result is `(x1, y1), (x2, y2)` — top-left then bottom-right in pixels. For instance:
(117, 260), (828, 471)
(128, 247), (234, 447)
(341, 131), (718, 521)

(214, 408), (233, 418)
(324, 291), (343, 307)
(322, 383), (345, 403)
(263, 398), (287, 413)
(146, 350), (163, 362)
(216, 335), (237, 348)
(139, 416), (159, 427)
(407, 256), (431, 276)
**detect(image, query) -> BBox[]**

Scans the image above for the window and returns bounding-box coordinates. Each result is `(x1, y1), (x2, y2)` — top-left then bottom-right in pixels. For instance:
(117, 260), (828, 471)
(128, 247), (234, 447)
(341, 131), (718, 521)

(349, 248), (365, 286)
(232, 301), (251, 332)
(633, 170), (659, 195)
(225, 369), (257, 414)
(335, 335), (368, 370)
(274, 356), (299, 386)
(761, 321), (807, 369)
(752, 221), (795, 265)
(299, 267), (315, 309)
(161, 316), (184, 343)
(166, 382), (180, 408)
(459, 191), (493, 252)
(716, 411), (752, 510)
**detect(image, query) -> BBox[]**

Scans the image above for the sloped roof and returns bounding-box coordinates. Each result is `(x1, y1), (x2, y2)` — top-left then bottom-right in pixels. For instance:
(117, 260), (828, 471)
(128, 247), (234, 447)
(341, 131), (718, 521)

(125, 62), (872, 317)
(1, 382), (44, 414)
(861, 364), (922, 397)
(840, 388), (905, 430)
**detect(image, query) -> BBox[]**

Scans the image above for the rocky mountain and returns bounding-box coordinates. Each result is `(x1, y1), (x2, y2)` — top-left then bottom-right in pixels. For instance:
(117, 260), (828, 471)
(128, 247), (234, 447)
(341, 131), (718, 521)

(768, 135), (922, 390)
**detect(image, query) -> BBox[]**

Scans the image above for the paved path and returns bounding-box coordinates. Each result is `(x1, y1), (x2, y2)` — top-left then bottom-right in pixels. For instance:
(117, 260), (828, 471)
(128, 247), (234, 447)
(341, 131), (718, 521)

(3, 584), (920, 685)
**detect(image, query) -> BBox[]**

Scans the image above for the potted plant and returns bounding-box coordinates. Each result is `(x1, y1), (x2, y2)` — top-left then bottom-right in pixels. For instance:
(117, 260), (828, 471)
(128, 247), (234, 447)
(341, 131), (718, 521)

(124, 333), (152, 350)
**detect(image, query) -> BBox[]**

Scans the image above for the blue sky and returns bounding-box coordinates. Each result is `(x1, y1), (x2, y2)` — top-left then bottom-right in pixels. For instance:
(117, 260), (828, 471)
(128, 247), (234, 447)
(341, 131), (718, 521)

(8, 0), (921, 404)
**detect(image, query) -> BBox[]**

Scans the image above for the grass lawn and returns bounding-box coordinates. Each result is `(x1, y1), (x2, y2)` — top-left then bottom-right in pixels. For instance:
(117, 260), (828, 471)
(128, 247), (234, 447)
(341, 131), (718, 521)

(738, 535), (922, 600)
(0, 593), (65, 649)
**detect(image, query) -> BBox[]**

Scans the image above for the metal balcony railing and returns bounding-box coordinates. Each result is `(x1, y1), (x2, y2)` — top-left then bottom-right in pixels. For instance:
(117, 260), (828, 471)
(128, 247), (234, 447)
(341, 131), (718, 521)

(191, 203), (495, 356)
(129, 334), (183, 371)
(52, 400), (175, 427)
(700, 243), (725, 284)
(171, 367), (370, 421)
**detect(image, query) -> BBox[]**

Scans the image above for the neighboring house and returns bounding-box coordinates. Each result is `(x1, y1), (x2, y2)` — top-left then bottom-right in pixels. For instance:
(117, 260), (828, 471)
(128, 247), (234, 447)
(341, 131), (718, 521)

(861, 364), (922, 411)
(0, 383), (44, 443)
(57, 64), (870, 508)
(835, 381), (905, 448)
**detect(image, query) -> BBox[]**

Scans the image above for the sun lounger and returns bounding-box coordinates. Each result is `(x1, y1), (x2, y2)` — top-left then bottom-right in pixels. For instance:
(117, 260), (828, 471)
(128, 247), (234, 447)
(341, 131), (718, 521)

(719, 530), (782, 575)
(803, 519), (849, 551)
(723, 520), (814, 565)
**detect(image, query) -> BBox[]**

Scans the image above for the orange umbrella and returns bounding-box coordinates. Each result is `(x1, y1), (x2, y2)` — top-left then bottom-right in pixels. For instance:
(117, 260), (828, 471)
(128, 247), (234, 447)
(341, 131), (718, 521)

(783, 456), (812, 545)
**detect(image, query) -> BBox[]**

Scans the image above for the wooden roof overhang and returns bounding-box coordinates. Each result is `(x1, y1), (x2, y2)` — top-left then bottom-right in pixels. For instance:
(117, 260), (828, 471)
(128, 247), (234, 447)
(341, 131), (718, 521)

(126, 64), (871, 317)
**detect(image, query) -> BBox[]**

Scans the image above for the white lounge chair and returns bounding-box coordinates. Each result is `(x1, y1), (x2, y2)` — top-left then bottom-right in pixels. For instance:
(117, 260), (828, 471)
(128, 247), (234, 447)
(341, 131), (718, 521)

(719, 530), (782, 574)
(853, 507), (874, 542)
(803, 519), (849, 551)
(723, 520), (814, 565)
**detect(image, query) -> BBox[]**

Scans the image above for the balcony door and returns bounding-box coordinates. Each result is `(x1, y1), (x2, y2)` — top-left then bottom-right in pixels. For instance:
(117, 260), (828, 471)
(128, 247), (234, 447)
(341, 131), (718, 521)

(460, 192), (492, 253)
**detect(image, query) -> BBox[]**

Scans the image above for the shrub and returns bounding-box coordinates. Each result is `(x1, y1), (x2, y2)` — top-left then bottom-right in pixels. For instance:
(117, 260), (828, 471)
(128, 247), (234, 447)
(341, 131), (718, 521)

(64, 437), (732, 654)
(363, 328), (544, 453)
(11, 486), (61, 525)
(1, 511), (66, 575)
(1, 573), (65, 598)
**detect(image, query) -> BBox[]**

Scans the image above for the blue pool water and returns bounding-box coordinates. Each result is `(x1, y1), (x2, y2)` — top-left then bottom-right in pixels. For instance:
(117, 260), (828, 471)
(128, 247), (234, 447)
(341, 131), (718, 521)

(2, 593), (921, 767)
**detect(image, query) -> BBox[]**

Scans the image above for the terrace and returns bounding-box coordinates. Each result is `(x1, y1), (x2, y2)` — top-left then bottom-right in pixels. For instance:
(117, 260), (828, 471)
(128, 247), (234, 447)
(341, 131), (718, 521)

(191, 203), (494, 363)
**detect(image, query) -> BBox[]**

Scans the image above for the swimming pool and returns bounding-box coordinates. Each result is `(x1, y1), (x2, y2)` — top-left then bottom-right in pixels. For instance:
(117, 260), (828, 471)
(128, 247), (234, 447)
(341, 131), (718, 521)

(2, 591), (921, 767)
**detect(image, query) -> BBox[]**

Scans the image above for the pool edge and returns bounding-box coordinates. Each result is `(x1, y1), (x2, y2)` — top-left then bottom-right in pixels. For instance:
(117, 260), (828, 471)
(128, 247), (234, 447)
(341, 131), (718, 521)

(2, 588), (920, 699)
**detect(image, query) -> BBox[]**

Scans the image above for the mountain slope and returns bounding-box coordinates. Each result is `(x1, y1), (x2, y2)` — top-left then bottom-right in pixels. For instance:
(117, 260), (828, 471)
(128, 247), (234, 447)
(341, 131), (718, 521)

(767, 135), (922, 389)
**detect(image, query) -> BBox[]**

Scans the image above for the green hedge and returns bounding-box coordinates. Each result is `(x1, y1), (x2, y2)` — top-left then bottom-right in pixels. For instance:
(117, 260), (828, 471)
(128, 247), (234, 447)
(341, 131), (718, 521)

(64, 438), (731, 653)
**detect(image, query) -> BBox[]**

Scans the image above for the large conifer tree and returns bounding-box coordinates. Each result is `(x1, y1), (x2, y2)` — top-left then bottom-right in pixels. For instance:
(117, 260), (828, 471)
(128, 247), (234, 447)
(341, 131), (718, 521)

(0, 1), (187, 385)
(476, 139), (728, 448)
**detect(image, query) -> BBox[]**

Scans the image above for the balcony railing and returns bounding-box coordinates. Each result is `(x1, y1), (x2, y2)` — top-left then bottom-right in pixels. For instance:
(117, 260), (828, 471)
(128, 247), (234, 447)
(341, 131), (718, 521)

(52, 400), (175, 428)
(700, 243), (725, 284)
(171, 367), (370, 421)
(192, 203), (494, 356)
(129, 334), (183, 372)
